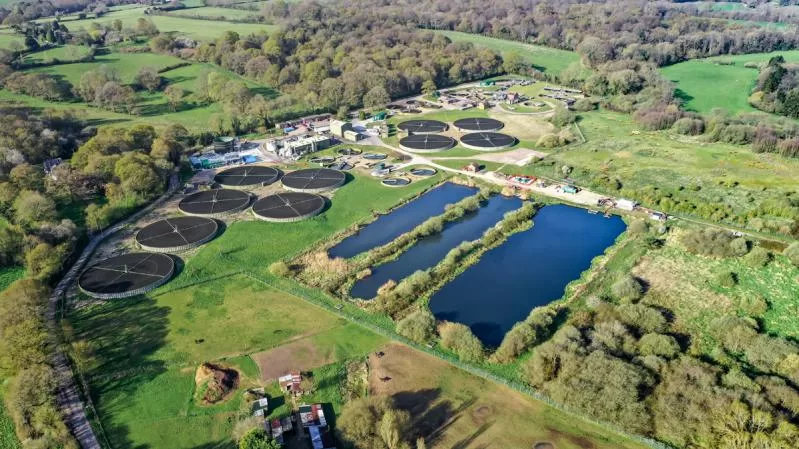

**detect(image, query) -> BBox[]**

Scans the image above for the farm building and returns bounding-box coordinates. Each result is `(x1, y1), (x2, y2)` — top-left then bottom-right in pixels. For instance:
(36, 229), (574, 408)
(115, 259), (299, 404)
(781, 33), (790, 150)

(251, 398), (269, 417)
(279, 371), (303, 396)
(616, 198), (638, 211)
(330, 120), (354, 138)
(299, 404), (327, 428)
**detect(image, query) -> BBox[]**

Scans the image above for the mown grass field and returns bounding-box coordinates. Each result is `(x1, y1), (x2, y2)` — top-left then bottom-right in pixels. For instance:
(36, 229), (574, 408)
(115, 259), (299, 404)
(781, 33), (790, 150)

(660, 50), (799, 114)
(55, 7), (275, 40)
(21, 44), (91, 64)
(0, 30), (22, 50)
(435, 30), (585, 77)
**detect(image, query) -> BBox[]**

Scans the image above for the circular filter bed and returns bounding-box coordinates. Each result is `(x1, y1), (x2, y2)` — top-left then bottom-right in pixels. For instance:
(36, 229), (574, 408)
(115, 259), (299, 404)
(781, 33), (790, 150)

(135, 217), (218, 253)
(214, 165), (279, 188)
(409, 167), (437, 177)
(382, 178), (411, 187)
(397, 119), (447, 134)
(309, 156), (336, 164)
(460, 132), (516, 151)
(252, 192), (326, 222)
(281, 168), (346, 193)
(78, 252), (176, 299)
(399, 134), (456, 152)
(178, 189), (251, 217)
(453, 117), (504, 132)
(363, 153), (387, 160)
(337, 148), (362, 156)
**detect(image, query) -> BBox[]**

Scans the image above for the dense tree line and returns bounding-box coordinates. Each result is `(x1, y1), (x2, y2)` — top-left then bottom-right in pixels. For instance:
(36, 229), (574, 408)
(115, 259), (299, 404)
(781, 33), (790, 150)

(151, 9), (503, 120)
(287, 0), (799, 68)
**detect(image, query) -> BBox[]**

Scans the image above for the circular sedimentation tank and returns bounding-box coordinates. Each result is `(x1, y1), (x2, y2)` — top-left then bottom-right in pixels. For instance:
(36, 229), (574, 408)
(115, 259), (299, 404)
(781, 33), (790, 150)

(178, 189), (251, 217)
(78, 252), (176, 299)
(397, 119), (448, 134)
(453, 117), (504, 132)
(135, 216), (218, 253)
(251, 192), (326, 222)
(363, 153), (387, 160)
(214, 165), (280, 188)
(409, 167), (437, 177)
(337, 148), (362, 156)
(281, 168), (346, 193)
(382, 178), (411, 187)
(399, 134), (456, 152)
(459, 132), (516, 151)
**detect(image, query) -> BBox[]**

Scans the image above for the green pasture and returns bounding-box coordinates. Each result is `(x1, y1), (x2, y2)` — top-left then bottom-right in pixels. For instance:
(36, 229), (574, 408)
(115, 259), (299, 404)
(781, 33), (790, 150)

(522, 109), (799, 226)
(67, 273), (385, 449)
(21, 45), (91, 64)
(58, 7), (275, 41)
(435, 30), (585, 77)
(660, 50), (799, 114)
(0, 267), (25, 294)
(165, 6), (261, 20)
(29, 51), (185, 85)
(0, 31), (22, 50)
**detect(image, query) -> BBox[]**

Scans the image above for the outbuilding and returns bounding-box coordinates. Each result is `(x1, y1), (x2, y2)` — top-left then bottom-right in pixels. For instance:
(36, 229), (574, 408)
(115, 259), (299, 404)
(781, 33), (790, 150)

(330, 119), (354, 138)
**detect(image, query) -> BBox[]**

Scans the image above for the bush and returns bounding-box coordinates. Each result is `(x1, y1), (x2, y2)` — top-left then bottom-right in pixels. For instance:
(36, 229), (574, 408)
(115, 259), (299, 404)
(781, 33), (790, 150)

(268, 261), (291, 277)
(439, 322), (484, 363)
(611, 275), (644, 302)
(681, 229), (744, 258)
(713, 270), (738, 288)
(491, 307), (558, 363)
(744, 247), (771, 268)
(550, 107), (576, 127)
(572, 98), (595, 112)
(396, 309), (436, 343)
(672, 117), (705, 135)
(785, 242), (799, 267)
(537, 134), (567, 148)
(638, 333), (681, 358)
(628, 219), (649, 235)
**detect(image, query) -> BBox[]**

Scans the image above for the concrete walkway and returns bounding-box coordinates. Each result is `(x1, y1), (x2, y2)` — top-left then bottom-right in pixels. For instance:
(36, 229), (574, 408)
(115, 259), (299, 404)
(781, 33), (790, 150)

(47, 173), (180, 449)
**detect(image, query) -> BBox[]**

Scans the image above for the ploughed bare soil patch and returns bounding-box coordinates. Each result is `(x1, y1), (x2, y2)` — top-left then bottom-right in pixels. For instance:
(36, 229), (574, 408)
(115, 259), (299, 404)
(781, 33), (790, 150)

(252, 338), (334, 381)
(195, 362), (239, 405)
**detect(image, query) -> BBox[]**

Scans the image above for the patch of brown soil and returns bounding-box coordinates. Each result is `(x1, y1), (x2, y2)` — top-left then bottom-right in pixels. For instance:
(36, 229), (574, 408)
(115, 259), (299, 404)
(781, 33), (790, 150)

(195, 362), (239, 405)
(252, 338), (334, 381)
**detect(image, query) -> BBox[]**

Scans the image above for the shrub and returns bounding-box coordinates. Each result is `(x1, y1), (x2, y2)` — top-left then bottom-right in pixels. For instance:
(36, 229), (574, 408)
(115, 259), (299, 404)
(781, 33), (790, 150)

(628, 219), (649, 235)
(439, 322), (484, 363)
(672, 117), (705, 135)
(681, 229), (744, 258)
(744, 247), (771, 268)
(550, 107), (576, 127)
(611, 275), (644, 302)
(268, 261), (291, 277)
(713, 270), (738, 288)
(638, 333), (681, 358)
(491, 307), (559, 363)
(396, 309), (436, 343)
(572, 98), (595, 112)
(537, 134), (566, 148)
(785, 242), (799, 267)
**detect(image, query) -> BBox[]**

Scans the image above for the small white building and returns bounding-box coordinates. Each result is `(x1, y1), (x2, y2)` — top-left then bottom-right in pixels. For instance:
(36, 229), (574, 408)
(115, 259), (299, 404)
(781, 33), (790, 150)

(616, 198), (638, 211)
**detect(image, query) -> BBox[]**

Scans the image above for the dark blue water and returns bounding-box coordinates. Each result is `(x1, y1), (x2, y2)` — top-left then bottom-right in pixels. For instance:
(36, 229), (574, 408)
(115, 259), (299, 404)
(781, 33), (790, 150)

(328, 183), (477, 259)
(429, 204), (627, 347)
(350, 196), (522, 299)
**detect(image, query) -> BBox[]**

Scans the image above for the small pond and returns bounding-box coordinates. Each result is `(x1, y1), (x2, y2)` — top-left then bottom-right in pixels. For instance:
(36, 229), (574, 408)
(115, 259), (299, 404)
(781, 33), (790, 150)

(350, 195), (522, 299)
(429, 204), (627, 347)
(328, 183), (476, 259)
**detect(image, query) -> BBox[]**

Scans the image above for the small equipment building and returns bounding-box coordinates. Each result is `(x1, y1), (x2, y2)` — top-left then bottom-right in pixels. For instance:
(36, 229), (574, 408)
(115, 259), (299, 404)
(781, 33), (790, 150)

(330, 120), (354, 138)
(343, 129), (365, 141)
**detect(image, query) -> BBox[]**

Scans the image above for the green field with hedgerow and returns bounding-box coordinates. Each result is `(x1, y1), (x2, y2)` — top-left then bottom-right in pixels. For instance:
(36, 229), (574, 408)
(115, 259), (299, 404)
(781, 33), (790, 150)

(661, 50), (799, 114)
(435, 30), (585, 77)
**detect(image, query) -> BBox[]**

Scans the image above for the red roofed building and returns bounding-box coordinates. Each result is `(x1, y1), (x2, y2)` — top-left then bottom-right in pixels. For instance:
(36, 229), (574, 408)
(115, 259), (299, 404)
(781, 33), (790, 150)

(279, 371), (303, 397)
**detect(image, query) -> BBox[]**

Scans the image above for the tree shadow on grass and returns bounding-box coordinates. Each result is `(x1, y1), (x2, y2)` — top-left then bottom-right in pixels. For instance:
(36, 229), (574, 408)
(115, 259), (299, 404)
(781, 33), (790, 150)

(69, 295), (170, 449)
